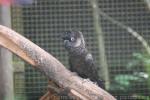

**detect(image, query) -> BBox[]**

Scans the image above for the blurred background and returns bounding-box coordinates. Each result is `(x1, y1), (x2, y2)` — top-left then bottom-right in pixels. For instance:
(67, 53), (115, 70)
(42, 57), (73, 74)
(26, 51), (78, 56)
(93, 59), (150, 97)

(0, 0), (150, 100)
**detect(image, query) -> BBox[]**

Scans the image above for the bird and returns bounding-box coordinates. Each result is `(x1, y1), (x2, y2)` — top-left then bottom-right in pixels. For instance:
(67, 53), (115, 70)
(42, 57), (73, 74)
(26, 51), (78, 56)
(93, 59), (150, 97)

(61, 30), (105, 88)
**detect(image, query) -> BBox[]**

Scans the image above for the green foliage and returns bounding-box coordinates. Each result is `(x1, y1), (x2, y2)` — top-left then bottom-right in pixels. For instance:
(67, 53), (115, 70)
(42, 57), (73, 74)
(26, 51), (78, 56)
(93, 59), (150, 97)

(132, 53), (150, 67)
(115, 75), (139, 86)
(136, 95), (150, 100)
(109, 52), (150, 96)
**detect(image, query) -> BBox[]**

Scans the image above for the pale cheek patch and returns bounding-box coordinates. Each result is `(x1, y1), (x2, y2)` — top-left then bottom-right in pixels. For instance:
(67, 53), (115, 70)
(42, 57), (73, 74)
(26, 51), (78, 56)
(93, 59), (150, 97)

(74, 38), (81, 47)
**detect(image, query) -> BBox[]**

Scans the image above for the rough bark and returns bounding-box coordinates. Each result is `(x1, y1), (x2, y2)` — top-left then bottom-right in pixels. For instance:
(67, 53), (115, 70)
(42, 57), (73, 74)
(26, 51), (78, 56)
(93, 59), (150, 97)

(0, 25), (116, 100)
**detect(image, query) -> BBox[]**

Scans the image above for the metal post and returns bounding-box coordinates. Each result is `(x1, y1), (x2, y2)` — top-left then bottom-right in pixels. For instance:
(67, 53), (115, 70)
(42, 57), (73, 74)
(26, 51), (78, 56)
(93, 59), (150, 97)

(90, 0), (110, 89)
(0, 5), (14, 100)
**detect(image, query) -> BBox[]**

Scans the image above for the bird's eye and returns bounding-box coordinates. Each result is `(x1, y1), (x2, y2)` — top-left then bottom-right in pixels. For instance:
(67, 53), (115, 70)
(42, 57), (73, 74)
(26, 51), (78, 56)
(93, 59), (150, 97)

(71, 37), (75, 41)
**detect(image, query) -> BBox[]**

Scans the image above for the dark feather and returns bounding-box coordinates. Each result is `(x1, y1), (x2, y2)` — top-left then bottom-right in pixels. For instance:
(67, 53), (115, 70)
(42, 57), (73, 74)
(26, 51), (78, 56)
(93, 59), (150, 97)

(62, 31), (105, 89)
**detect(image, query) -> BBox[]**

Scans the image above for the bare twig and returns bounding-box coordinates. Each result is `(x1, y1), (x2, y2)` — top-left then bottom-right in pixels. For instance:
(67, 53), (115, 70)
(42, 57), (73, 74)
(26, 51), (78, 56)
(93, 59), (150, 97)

(98, 9), (150, 55)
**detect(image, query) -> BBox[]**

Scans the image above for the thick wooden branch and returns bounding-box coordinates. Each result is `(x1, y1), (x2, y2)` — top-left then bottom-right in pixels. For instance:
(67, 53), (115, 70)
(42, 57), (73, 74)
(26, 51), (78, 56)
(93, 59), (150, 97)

(0, 25), (116, 100)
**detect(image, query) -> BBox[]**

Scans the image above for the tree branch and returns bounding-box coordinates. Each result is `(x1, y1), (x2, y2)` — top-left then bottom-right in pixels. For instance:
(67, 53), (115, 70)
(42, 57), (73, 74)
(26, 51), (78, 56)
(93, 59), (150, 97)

(98, 9), (150, 55)
(0, 25), (116, 100)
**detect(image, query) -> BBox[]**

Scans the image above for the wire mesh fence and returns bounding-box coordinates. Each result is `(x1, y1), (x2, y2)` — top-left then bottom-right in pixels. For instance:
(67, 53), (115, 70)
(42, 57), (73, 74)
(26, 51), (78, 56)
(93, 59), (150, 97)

(11, 0), (150, 100)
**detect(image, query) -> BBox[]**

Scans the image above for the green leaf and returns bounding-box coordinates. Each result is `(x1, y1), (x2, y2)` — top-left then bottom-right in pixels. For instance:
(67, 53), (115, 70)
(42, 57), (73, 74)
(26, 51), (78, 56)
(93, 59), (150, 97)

(126, 60), (140, 69)
(115, 75), (139, 87)
(133, 53), (144, 60)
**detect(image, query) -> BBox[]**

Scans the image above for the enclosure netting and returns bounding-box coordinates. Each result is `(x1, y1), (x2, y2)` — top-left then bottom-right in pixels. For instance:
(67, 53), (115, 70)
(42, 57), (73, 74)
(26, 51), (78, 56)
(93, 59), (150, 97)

(12, 0), (150, 100)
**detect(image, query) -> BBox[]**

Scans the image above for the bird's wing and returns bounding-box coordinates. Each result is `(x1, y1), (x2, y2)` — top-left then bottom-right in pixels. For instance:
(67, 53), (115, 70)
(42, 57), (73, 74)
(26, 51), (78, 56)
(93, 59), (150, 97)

(84, 53), (99, 81)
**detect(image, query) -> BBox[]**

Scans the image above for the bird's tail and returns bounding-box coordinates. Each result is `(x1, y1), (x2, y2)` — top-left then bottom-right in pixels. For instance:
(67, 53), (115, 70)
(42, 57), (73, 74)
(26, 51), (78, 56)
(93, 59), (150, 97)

(97, 79), (105, 89)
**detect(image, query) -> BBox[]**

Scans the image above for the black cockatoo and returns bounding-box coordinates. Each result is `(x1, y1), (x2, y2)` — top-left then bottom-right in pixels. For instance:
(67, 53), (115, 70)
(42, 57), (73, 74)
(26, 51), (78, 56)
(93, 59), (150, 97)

(62, 30), (104, 88)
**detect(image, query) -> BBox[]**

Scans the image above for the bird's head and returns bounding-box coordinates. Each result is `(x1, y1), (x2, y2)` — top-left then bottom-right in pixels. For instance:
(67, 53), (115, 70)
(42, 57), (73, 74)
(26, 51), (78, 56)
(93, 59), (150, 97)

(61, 30), (85, 49)
(62, 31), (77, 43)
